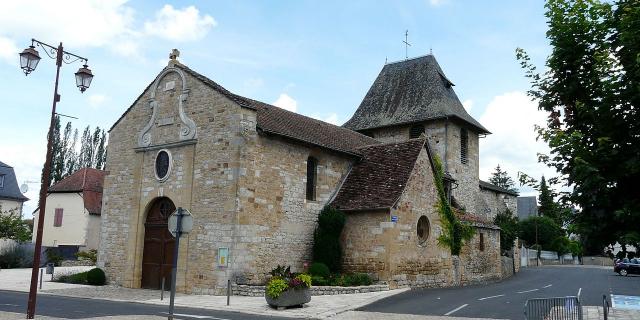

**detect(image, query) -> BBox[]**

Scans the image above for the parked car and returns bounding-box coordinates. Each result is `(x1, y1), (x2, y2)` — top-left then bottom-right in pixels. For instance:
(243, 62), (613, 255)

(614, 258), (640, 276)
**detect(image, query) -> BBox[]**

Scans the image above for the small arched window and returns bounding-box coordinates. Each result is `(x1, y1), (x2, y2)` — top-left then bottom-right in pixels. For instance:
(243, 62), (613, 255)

(460, 128), (468, 165)
(306, 157), (317, 201)
(409, 124), (425, 139)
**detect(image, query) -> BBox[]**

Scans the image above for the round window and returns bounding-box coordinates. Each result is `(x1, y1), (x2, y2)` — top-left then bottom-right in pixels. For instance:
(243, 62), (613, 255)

(155, 150), (171, 181)
(417, 215), (430, 245)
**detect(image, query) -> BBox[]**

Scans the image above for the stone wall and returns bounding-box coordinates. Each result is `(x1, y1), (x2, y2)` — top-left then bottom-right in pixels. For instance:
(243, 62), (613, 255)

(479, 189), (517, 221)
(386, 147), (452, 288)
(100, 64), (354, 295)
(99, 66), (241, 291)
(232, 284), (389, 297)
(227, 132), (352, 287)
(458, 227), (502, 284)
(501, 256), (514, 278)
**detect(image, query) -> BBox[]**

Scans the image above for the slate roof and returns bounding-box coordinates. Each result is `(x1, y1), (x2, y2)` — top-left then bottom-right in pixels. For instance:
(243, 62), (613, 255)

(479, 180), (519, 197)
(0, 161), (29, 202)
(110, 63), (379, 156)
(343, 55), (490, 134)
(330, 139), (426, 211)
(48, 168), (107, 215)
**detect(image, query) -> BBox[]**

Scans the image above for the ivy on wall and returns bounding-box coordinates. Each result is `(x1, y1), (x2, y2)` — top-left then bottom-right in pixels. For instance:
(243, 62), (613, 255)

(433, 156), (475, 256)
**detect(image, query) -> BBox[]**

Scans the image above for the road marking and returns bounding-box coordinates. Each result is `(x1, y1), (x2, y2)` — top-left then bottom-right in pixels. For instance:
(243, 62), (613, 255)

(0, 304), (20, 307)
(478, 294), (505, 300)
(161, 312), (229, 320)
(517, 289), (539, 294)
(578, 288), (582, 297)
(444, 304), (468, 316)
(543, 284), (553, 288)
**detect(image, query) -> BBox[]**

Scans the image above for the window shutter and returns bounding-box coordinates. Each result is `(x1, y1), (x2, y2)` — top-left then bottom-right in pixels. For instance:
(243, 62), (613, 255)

(54, 208), (63, 227)
(460, 128), (469, 164)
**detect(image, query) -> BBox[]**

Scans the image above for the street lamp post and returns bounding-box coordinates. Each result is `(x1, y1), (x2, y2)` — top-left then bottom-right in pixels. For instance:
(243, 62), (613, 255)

(19, 38), (93, 319)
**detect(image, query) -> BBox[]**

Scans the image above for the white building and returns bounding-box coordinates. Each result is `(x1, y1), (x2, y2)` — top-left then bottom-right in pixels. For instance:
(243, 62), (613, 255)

(32, 168), (106, 253)
(0, 161), (29, 215)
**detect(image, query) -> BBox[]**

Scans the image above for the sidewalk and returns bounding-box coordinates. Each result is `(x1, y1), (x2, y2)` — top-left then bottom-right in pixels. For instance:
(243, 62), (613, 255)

(0, 267), (409, 319)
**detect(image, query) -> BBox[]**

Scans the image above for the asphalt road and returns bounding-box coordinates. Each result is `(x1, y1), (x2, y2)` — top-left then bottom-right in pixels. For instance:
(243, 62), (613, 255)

(360, 266), (640, 320)
(0, 290), (290, 320)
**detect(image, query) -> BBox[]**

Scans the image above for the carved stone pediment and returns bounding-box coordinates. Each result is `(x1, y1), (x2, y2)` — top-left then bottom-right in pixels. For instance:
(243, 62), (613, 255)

(138, 67), (197, 148)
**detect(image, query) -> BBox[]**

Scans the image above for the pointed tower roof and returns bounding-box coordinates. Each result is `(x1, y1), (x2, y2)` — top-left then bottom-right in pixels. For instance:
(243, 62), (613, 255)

(343, 55), (490, 134)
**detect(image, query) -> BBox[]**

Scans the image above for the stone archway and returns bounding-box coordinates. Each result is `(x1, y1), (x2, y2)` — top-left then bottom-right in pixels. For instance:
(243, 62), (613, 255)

(141, 197), (175, 290)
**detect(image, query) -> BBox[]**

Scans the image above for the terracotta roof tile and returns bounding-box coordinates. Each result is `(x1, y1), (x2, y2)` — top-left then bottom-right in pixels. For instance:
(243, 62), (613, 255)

(331, 139), (425, 211)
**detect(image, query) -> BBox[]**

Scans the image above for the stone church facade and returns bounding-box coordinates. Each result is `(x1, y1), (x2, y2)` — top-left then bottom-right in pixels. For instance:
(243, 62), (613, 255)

(98, 53), (517, 294)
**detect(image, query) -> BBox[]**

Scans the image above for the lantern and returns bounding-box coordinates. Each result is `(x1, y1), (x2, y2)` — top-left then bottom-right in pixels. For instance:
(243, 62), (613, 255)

(19, 45), (41, 75)
(74, 64), (93, 92)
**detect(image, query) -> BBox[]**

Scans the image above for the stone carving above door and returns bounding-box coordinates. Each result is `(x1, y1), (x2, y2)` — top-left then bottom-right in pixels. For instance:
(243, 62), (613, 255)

(138, 67), (197, 148)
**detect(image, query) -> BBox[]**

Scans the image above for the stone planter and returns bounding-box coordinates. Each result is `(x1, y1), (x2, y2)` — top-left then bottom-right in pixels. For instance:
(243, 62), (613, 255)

(265, 287), (311, 309)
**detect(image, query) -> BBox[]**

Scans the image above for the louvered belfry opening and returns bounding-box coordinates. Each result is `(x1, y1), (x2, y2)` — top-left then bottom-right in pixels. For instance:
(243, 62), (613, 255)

(460, 127), (469, 164)
(409, 124), (425, 139)
(306, 157), (317, 201)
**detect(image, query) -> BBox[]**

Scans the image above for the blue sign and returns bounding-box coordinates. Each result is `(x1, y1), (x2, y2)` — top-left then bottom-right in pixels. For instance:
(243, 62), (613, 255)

(391, 215), (398, 223)
(611, 295), (640, 310)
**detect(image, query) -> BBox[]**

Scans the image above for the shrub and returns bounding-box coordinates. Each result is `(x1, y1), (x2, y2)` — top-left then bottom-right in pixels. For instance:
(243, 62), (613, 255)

(0, 245), (34, 269)
(311, 276), (328, 286)
(308, 262), (330, 279)
(265, 265), (311, 299)
(266, 278), (288, 299)
(86, 268), (106, 286)
(75, 249), (97, 263)
(295, 274), (312, 288)
(55, 271), (88, 284)
(313, 207), (346, 272)
(351, 273), (373, 286)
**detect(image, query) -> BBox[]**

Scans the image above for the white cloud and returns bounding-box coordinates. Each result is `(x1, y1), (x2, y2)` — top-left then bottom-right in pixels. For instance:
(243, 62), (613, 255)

(2, 142), (46, 219)
(478, 91), (557, 191)
(144, 5), (216, 42)
(462, 99), (473, 112)
(0, 36), (18, 63)
(0, 1), (135, 48)
(88, 94), (107, 108)
(273, 93), (298, 112)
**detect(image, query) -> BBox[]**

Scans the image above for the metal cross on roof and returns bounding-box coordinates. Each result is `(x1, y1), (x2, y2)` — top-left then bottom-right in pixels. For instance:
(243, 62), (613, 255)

(403, 30), (411, 60)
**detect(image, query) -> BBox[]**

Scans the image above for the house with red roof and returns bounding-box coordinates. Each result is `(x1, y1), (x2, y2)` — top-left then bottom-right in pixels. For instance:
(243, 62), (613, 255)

(32, 168), (106, 253)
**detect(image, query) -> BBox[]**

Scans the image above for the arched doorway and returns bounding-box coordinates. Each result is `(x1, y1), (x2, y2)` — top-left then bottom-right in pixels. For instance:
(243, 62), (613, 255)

(141, 197), (176, 290)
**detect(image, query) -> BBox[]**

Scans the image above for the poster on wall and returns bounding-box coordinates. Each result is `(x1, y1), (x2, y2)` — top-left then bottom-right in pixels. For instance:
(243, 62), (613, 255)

(218, 247), (229, 267)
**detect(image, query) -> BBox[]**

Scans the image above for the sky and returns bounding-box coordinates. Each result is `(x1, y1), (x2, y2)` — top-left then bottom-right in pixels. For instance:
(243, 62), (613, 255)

(0, 0), (559, 218)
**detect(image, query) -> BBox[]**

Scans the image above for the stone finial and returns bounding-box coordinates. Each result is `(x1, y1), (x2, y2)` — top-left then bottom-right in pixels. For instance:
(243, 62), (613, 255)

(168, 49), (181, 66)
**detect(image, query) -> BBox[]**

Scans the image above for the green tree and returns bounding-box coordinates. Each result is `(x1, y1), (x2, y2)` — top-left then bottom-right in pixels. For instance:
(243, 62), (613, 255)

(518, 216), (564, 251)
(516, 0), (640, 254)
(538, 176), (562, 226)
(494, 209), (519, 255)
(0, 205), (32, 242)
(313, 206), (346, 272)
(489, 165), (517, 192)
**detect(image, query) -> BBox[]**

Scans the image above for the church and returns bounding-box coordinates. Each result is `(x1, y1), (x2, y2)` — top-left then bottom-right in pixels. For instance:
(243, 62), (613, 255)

(98, 51), (518, 294)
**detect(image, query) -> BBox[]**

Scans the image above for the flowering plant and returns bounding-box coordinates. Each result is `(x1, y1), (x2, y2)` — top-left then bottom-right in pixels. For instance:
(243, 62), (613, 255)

(266, 265), (312, 298)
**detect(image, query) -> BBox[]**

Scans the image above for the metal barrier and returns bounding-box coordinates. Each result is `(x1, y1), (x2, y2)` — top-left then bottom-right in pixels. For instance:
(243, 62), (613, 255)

(524, 295), (583, 320)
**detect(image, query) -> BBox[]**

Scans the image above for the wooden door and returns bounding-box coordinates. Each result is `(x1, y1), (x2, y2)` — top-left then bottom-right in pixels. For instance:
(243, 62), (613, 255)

(141, 198), (175, 290)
